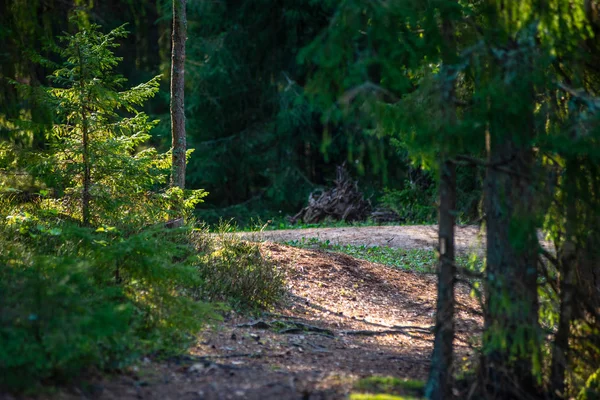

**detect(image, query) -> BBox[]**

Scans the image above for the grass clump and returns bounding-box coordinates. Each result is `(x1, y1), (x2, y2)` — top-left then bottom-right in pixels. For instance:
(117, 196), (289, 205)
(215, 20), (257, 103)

(193, 221), (285, 310)
(350, 376), (425, 400)
(285, 237), (437, 273)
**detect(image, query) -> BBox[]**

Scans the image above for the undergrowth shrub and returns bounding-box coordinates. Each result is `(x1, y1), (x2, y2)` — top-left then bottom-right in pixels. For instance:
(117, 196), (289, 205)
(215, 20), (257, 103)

(0, 202), (218, 391)
(0, 252), (136, 390)
(579, 368), (600, 400)
(193, 222), (285, 310)
(379, 183), (437, 224)
(378, 164), (482, 225)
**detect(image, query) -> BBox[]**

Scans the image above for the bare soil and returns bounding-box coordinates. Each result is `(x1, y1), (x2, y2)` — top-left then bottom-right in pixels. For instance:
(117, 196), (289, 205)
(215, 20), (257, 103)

(257, 225), (485, 252)
(13, 227), (485, 400)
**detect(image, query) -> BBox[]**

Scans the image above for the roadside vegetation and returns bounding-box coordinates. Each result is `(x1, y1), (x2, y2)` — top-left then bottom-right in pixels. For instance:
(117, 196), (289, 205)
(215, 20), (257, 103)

(0, 25), (284, 392)
(285, 237), (484, 275)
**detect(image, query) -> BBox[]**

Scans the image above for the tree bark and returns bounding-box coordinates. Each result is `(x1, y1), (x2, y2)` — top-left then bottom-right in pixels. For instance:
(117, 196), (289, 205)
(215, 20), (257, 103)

(426, 10), (457, 400)
(426, 160), (456, 400)
(550, 159), (577, 399)
(170, 0), (187, 190)
(482, 93), (540, 398)
(78, 43), (91, 227)
(81, 108), (91, 226)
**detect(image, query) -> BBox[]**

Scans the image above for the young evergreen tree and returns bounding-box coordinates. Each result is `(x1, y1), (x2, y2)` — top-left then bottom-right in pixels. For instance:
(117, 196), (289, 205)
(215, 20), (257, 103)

(38, 23), (167, 228)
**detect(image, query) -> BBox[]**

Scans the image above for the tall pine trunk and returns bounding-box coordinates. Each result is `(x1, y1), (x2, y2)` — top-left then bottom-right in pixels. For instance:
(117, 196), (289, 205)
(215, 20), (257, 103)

(426, 10), (457, 400)
(170, 0), (187, 190)
(550, 159), (578, 398)
(482, 68), (540, 397)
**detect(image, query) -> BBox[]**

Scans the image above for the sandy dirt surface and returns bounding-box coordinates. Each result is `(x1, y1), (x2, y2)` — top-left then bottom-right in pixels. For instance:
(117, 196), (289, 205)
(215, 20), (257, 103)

(25, 241), (482, 400)
(255, 225), (486, 253)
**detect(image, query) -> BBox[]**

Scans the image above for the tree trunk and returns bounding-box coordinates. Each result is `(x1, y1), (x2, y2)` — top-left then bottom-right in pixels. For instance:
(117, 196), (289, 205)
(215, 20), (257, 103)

(78, 43), (91, 227)
(426, 160), (456, 400)
(170, 0), (187, 190)
(169, 0), (187, 228)
(81, 109), (91, 226)
(482, 115), (540, 399)
(426, 11), (457, 400)
(551, 159), (578, 399)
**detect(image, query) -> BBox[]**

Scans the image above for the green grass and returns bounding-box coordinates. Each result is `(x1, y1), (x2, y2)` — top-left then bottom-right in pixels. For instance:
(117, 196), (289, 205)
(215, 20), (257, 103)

(350, 376), (425, 400)
(284, 237), (484, 274)
(284, 237), (437, 273)
(241, 217), (406, 232)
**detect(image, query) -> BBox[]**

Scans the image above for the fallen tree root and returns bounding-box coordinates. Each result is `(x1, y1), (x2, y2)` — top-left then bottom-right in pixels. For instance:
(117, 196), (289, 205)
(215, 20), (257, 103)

(237, 319), (432, 338)
(237, 320), (335, 337)
(340, 325), (433, 337)
(289, 165), (372, 224)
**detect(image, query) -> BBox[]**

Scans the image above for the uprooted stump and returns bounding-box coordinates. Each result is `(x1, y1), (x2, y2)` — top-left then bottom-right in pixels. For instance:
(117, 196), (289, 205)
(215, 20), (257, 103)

(289, 165), (372, 224)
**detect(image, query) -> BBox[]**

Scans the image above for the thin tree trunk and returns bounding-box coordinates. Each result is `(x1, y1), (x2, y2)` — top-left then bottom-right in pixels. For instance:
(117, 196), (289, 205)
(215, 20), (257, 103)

(426, 160), (456, 400)
(551, 159), (578, 399)
(169, 0), (187, 228)
(78, 43), (91, 227)
(82, 110), (91, 226)
(170, 0), (187, 190)
(426, 11), (457, 400)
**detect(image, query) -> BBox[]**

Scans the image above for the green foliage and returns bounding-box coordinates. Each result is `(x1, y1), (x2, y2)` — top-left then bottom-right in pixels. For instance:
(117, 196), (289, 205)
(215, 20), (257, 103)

(0, 25), (220, 391)
(0, 241), (136, 390)
(379, 185), (436, 224)
(578, 368), (600, 400)
(193, 222), (285, 310)
(299, 1), (600, 393)
(354, 376), (425, 397)
(32, 23), (178, 227)
(175, 0), (411, 220)
(0, 200), (218, 391)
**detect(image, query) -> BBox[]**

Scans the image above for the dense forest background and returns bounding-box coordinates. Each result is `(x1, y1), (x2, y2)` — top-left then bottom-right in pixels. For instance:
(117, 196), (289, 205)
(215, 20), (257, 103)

(0, 0), (481, 226)
(3, 1), (600, 399)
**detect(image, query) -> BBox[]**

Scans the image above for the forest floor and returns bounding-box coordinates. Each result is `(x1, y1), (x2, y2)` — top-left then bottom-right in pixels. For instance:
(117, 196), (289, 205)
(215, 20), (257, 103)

(23, 226), (485, 400)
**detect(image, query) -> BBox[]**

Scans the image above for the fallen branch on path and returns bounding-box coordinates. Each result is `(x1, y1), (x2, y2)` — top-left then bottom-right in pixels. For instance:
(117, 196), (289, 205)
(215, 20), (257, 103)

(238, 319), (433, 339)
(237, 320), (335, 337)
(340, 325), (433, 337)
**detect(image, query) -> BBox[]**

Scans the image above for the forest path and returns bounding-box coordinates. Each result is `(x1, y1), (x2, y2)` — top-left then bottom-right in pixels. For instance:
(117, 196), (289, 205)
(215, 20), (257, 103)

(52, 239), (482, 400)
(255, 225), (484, 252)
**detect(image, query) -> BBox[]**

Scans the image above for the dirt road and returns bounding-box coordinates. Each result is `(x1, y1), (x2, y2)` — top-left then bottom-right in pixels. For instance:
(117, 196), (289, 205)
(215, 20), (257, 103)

(254, 225), (485, 252)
